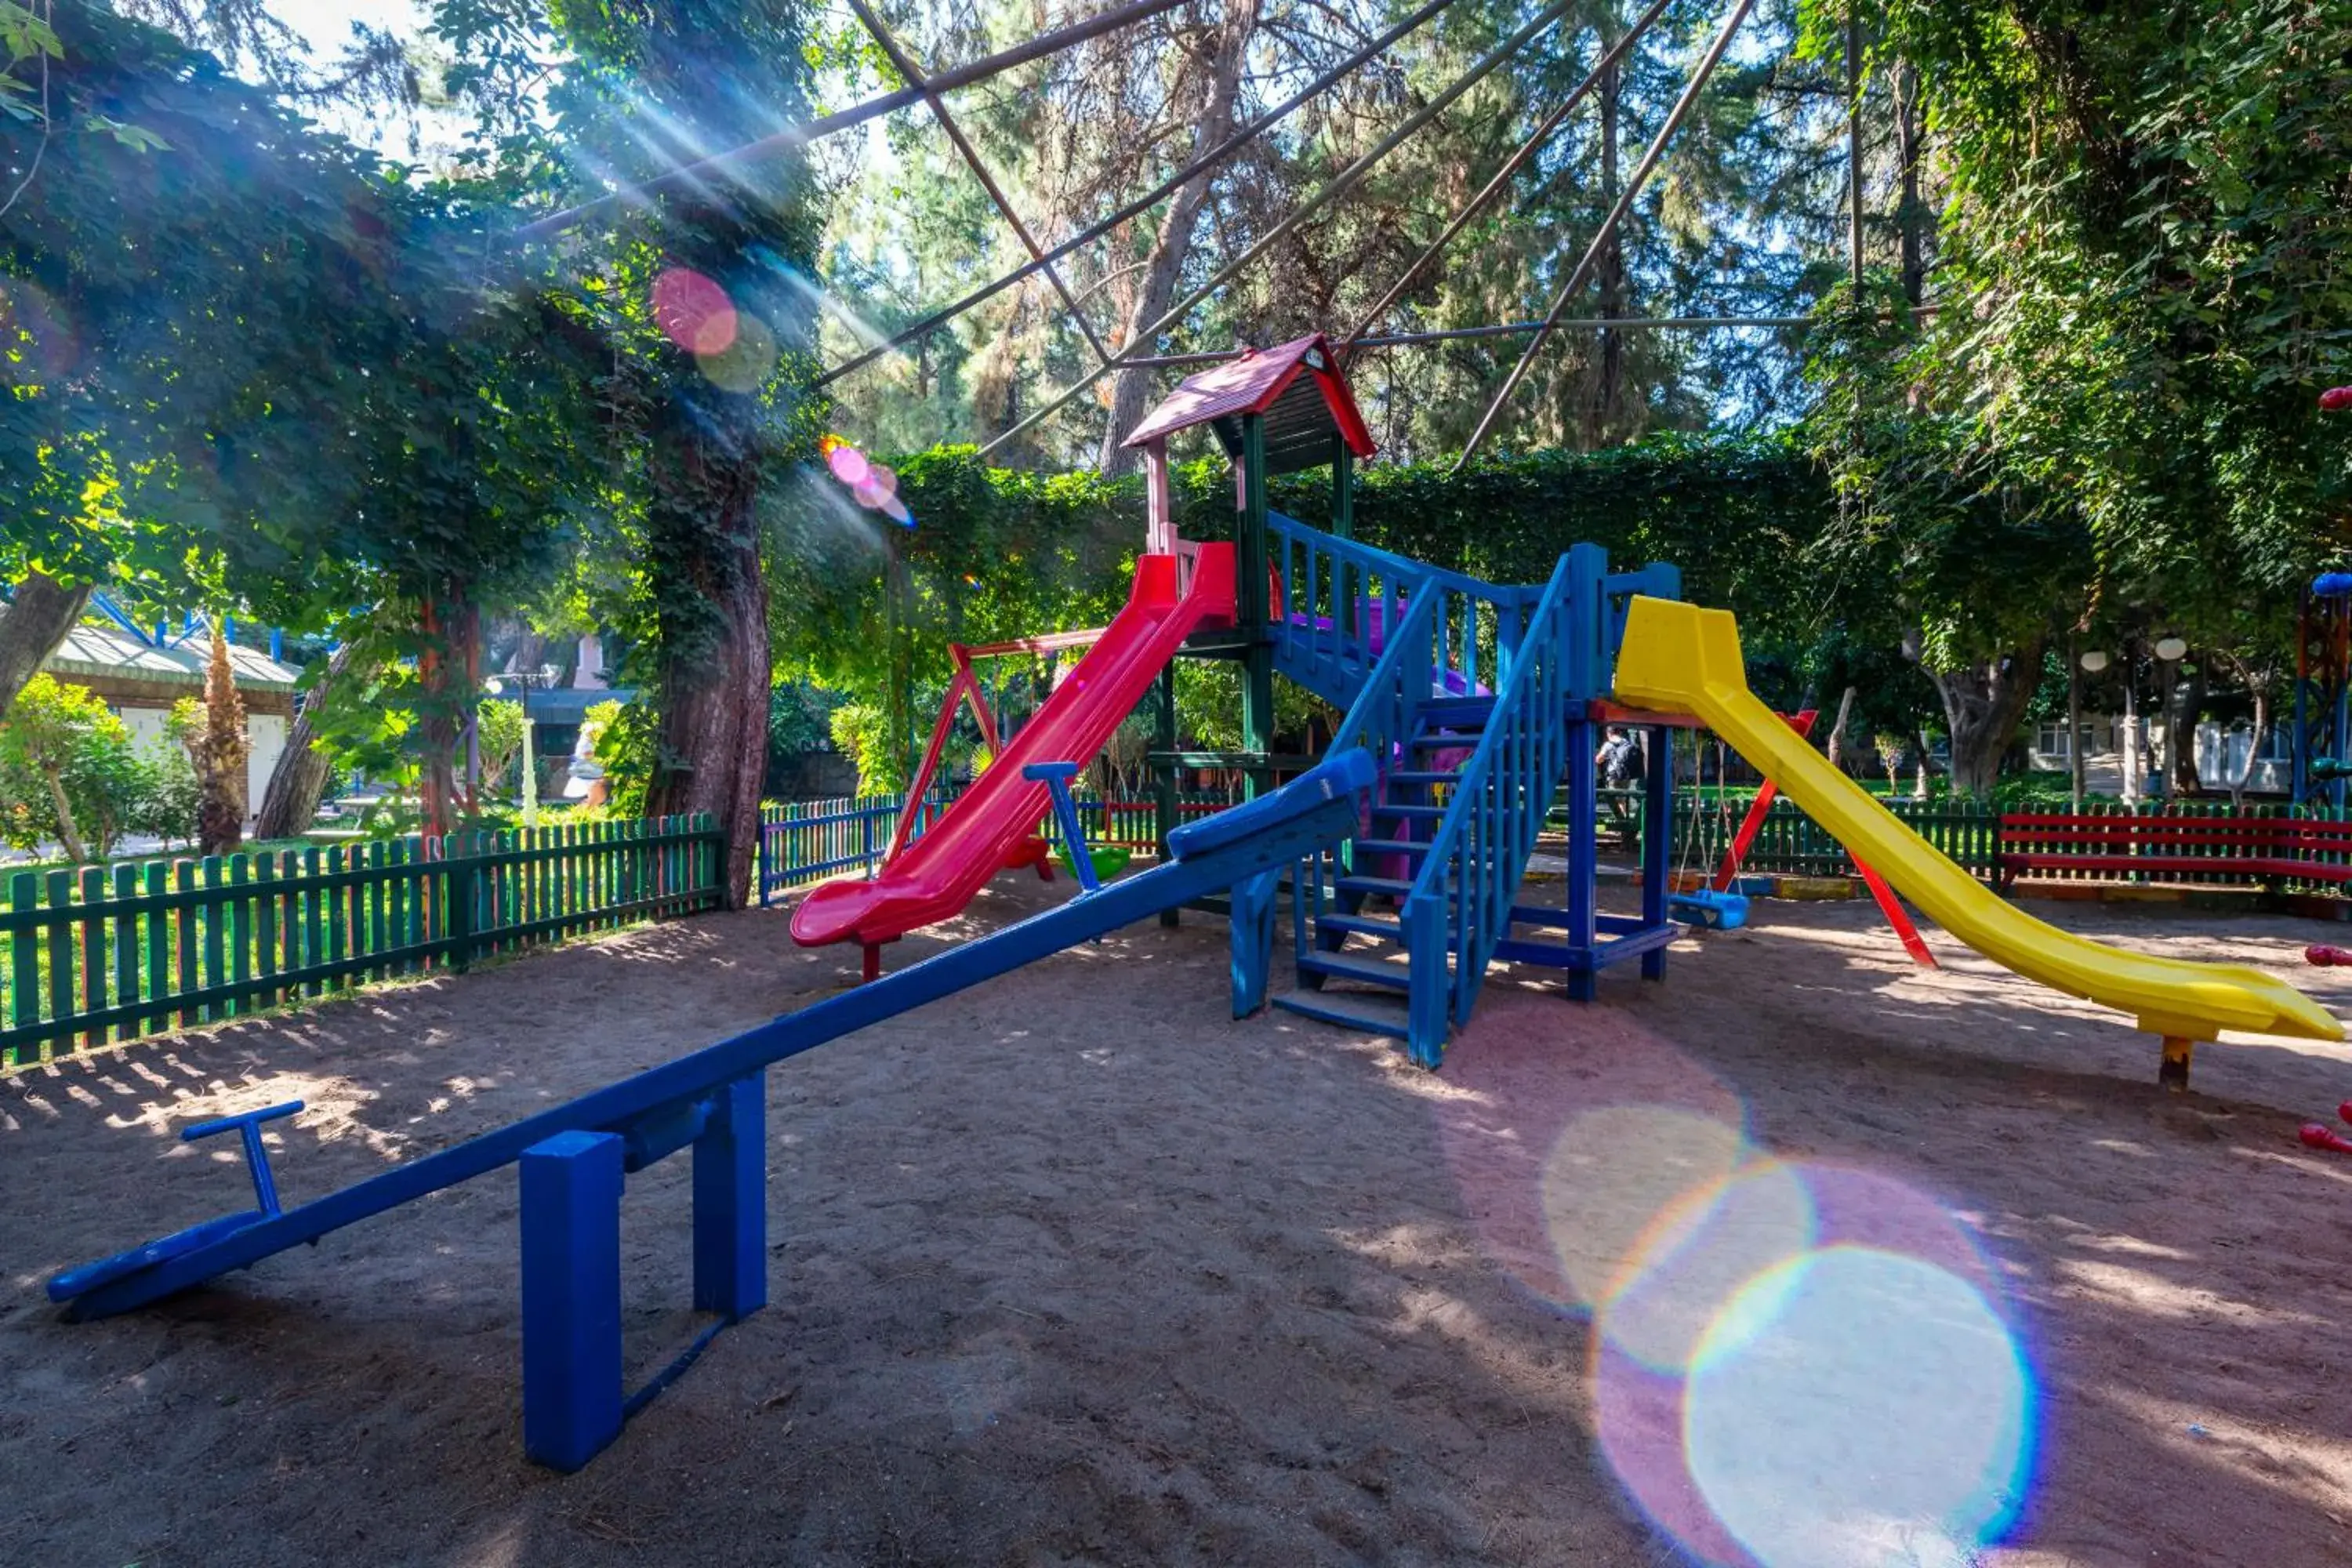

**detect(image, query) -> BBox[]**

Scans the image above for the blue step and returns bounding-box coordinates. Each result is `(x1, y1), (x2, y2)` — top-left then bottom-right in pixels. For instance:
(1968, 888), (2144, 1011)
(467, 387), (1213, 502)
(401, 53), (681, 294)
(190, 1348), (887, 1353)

(1387, 769), (1457, 785)
(1335, 874), (1416, 898)
(1318, 912), (1403, 942)
(1354, 838), (1432, 857)
(1372, 803), (1445, 822)
(1270, 991), (1411, 1040)
(1297, 951), (1412, 991)
(1408, 731), (1483, 751)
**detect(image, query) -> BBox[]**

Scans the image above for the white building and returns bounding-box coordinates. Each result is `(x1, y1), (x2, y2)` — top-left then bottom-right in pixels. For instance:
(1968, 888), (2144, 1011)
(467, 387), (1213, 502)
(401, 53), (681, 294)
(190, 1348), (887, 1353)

(2027, 713), (2292, 798)
(40, 622), (302, 824)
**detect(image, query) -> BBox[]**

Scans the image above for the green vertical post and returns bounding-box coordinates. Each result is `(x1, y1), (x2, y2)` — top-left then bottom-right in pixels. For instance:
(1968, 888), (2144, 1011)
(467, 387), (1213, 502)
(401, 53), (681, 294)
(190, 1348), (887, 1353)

(111, 863), (139, 1044)
(227, 854), (250, 1017)
(299, 847), (325, 993)
(255, 853), (280, 1009)
(143, 861), (169, 1033)
(1156, 662), (1179, 928)
(7, 871), (37, 1063)
(174, 859), (198, 1026)
(45, 869), (71, 1053)
(366, 840), (388, 981)
(77, 866), (103, 1051)
(1239, 412), (1274, 801)
(199, 856), (225, 1022)
(1332, 441), (1354, 539)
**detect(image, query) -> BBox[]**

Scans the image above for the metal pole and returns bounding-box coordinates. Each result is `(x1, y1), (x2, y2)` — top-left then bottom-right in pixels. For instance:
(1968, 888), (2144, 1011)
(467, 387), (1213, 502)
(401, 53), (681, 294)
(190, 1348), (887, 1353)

(979, 0), (1578, 461)
(1454, 0), (1756, 470)
(814, 0), (1463, 392)
(1124, 316), (1824, 367)
(844, 0), (1115, 369)
(1344, 0), (1672, 347)
(511, 0), (1195, 241)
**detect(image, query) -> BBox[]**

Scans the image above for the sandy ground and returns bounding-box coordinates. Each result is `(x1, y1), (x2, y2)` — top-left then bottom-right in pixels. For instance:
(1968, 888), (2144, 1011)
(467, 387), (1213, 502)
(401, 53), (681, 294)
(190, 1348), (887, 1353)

(3, 876), (2351, 1566)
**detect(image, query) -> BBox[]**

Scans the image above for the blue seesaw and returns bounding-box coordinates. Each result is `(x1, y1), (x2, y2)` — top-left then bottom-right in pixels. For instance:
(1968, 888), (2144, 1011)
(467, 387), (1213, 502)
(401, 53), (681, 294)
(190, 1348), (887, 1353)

(50, 748), (1377, 1472)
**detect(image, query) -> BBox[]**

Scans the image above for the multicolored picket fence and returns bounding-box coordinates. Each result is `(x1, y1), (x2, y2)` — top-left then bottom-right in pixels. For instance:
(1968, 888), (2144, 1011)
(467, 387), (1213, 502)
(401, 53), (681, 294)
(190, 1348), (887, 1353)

(1655, 792), (2004, 880)
(755, 786), (1238, 905)
(1655, 790), (2352, 887)
(2, 815), (721, 1069)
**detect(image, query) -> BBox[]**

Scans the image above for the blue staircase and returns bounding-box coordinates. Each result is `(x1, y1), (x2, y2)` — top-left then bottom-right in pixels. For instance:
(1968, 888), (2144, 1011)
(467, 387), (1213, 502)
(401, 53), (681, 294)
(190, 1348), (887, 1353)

(1265, 516), (1681, 1067)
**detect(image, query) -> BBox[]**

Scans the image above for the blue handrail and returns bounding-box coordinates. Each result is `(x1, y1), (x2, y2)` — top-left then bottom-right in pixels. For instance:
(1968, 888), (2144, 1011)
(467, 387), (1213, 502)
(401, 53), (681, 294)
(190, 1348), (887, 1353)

(1401, 553), (1577, 1059)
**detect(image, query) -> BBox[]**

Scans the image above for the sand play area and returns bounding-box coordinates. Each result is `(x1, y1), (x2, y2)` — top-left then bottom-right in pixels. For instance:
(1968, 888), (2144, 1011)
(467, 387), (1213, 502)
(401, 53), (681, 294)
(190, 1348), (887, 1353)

(3, 879), (2350, 1566)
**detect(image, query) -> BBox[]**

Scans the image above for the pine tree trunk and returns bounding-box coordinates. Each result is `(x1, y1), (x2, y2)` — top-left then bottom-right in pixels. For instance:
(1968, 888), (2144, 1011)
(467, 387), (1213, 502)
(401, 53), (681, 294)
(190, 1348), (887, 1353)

(1097, 5), (1257, 475)
(0, 571), (90, 717)
(1894, 60), (1926, 309)
(642, 401), (770, 910)
(254, 641), (355, 840)
(1583, 56), (1626, 450)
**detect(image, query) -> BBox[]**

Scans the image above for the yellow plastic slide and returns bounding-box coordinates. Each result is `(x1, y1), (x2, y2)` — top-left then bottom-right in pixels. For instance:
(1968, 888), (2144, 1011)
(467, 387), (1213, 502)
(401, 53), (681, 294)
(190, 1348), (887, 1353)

(1614, 596), (2343, 1048)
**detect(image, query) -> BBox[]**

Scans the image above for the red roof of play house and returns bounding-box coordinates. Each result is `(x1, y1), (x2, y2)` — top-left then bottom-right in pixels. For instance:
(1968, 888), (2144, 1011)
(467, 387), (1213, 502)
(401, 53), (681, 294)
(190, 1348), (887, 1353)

(1122, 332), (1376, 474)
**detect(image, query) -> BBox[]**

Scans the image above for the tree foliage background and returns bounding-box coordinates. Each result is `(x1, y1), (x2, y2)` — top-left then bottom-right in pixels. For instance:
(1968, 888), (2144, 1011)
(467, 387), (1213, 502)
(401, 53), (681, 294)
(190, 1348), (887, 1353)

(2, 0), (2348, 819)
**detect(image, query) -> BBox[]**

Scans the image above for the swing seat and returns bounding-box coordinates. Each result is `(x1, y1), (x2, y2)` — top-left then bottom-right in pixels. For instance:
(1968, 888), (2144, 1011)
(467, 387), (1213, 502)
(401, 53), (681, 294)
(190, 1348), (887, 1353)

(1668, 887), (1748, 930)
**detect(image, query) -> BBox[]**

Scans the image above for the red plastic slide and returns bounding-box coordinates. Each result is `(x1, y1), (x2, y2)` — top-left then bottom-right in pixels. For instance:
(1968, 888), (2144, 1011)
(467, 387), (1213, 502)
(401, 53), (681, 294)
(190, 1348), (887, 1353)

(790, 546), (1239, 964)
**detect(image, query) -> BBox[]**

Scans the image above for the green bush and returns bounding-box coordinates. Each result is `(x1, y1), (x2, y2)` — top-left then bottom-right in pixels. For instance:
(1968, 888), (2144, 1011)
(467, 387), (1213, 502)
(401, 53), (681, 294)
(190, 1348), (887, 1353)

(585, 698), (655, 818)
(0, 675), (168, 861)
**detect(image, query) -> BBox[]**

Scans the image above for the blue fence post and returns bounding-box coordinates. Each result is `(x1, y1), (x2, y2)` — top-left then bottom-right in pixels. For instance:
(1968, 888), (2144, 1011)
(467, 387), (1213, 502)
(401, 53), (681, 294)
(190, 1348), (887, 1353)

(521, 1129), (625, 1472)
(757, 810), (771, 908)
(691, 1074), (768, 1320)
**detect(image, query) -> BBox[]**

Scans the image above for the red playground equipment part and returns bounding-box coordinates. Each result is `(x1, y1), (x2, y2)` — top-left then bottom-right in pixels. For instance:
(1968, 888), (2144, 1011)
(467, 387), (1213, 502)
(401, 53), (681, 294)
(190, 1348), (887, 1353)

(2306, 944), (2352, 967)
(790, 546), (1238, 972)
(1711, 710), (1938, 969)
(2298, 1123), (2352, 1155)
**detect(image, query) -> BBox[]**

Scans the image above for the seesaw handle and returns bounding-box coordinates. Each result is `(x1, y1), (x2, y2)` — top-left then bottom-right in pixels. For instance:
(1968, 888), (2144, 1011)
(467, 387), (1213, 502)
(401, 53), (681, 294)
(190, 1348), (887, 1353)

(183, 1100), (304, 1218)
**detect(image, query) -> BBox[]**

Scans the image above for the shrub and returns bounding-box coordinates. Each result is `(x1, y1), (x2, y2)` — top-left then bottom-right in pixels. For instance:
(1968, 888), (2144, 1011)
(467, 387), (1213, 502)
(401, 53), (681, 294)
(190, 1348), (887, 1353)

(0, 676), (161, 862)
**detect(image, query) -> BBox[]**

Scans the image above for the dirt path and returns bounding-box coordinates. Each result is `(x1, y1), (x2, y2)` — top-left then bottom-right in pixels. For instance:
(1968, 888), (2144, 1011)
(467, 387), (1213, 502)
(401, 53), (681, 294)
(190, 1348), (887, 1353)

(2, 881), (2347, 1565)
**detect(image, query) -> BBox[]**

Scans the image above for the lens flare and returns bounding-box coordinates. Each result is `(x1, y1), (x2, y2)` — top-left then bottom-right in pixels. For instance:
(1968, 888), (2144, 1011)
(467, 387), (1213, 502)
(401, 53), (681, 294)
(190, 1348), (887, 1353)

(652, 267), (738, 355)
(1684, 1247), (2035, 1567)
(1544, 1105), (1748, 1313)
(696, 309), (776, 393)
(1598, 1160), (1816, 1372)
(827, 442), (871, 487)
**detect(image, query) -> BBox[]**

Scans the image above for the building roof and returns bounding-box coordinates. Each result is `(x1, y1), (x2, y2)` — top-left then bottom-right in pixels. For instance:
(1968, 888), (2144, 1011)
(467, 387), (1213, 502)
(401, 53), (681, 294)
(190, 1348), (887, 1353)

(1121, 332), (1377, 475)
(43, 622), (303, 694)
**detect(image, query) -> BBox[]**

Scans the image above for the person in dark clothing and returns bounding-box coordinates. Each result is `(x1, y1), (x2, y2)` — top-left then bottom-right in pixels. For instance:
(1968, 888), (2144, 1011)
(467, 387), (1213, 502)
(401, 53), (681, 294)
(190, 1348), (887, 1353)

(1597, 727), (1643, 824)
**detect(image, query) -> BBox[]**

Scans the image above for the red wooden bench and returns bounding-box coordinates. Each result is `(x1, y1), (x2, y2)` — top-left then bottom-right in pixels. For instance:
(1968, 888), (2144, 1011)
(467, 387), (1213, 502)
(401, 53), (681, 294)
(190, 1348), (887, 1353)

(1998, 813), (2352, 891)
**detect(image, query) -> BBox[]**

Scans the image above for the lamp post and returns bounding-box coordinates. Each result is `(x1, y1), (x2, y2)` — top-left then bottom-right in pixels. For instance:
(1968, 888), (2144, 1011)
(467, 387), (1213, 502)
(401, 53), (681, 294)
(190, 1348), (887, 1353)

(486, 666), (559, 829)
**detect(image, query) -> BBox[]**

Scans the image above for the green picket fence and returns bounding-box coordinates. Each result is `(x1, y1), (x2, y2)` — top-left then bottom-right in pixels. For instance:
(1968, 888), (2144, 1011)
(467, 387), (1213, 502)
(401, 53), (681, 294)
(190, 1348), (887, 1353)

(1, 814), (723, 1070)
(1625, 792), (2003, 880)
(757, 786), (1241, 902)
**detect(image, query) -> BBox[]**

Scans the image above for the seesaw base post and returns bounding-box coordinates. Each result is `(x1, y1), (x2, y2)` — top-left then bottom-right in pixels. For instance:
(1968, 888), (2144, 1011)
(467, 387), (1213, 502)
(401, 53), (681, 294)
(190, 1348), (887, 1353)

(691, 1074), (767, 1319)
(521, 1073), (769, 1472)
(521, 1131), (624, 1472)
